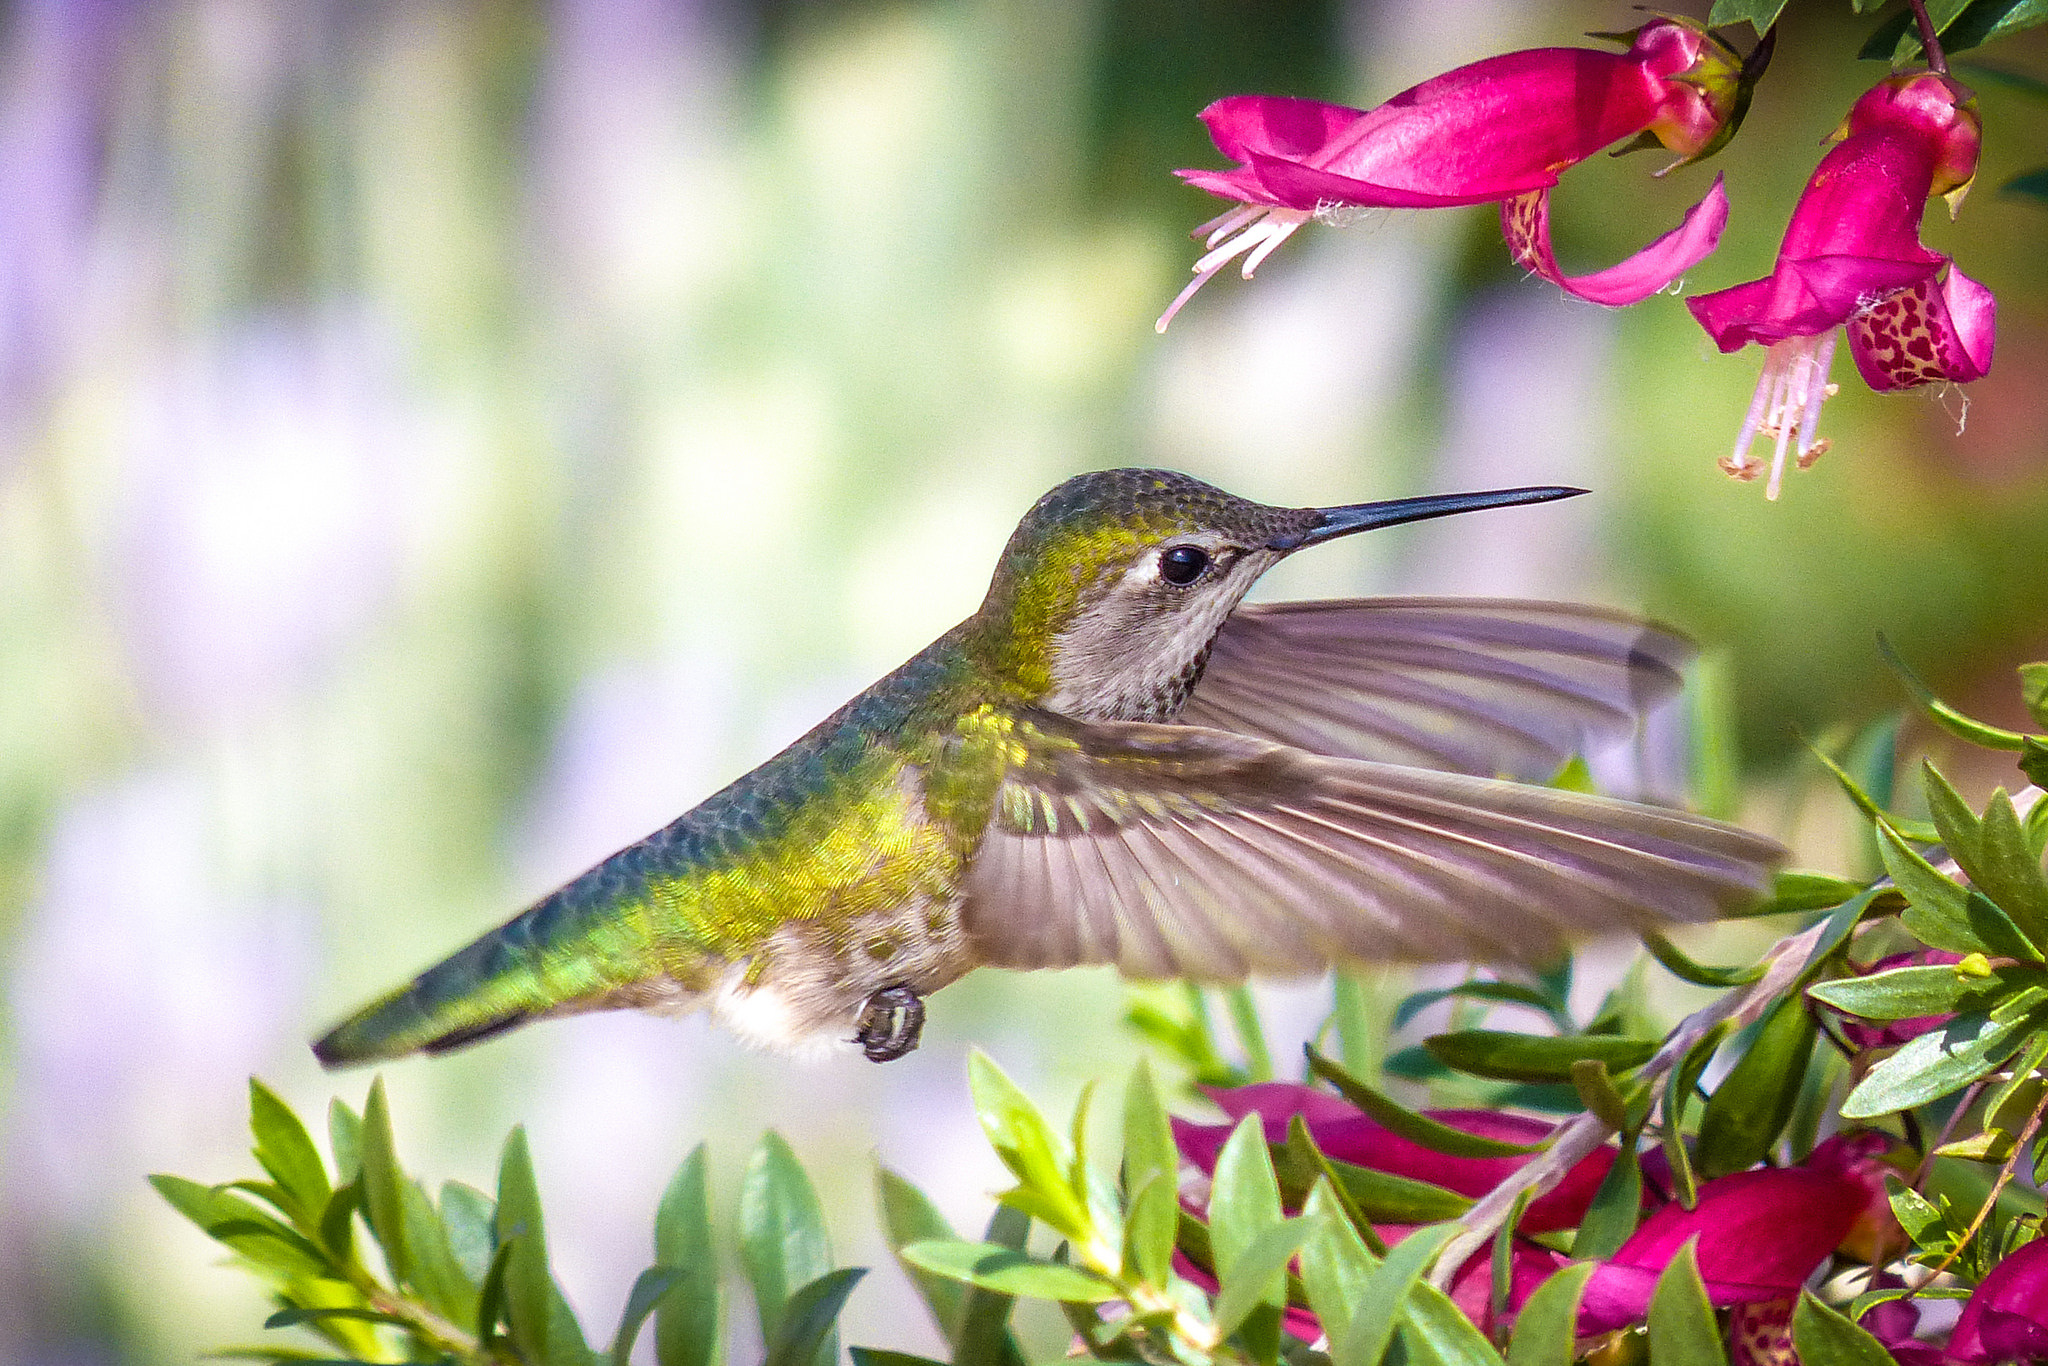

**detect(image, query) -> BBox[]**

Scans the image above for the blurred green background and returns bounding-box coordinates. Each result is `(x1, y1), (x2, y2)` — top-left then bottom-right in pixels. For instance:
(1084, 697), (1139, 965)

(2, 0), (2045, 1361)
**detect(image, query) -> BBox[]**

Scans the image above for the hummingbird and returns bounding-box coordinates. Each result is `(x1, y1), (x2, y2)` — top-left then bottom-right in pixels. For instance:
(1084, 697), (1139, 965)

(314, 469), (1781, 1068)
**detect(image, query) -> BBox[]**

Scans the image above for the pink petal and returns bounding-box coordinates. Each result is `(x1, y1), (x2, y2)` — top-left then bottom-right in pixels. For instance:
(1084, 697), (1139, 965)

(1503, 175), (1728, 307)
(1686, 255), (1934, 352)
(1578, 1167), (1868, 1333)
(1951, 1237), (2048, 1363)
(1201, 1082), (1363, 1128)
(1846, 263), (1996, 391)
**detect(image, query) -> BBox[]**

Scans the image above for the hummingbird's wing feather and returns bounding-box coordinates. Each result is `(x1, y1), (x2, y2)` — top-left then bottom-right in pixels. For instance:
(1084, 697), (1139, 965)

(961, 712), (1780, 978)
(1179, 599), (1691, 779)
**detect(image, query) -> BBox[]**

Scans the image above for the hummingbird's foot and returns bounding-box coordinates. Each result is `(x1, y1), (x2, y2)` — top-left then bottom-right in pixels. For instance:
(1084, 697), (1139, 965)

(855, 985), (925, 1063)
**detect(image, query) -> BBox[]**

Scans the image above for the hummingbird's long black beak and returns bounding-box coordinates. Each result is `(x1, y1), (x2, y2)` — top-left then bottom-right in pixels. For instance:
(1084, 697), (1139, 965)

(1268, 485), (1587, 552)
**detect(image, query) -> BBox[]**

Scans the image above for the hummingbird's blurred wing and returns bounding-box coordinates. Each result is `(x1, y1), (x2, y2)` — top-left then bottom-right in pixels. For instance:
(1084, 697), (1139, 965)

(960, 711), (1780, 979)
(1179, 599), (1691, 780)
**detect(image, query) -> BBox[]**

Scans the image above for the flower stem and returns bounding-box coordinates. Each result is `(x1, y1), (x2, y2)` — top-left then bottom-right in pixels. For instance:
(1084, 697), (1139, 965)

(1904, 0), (1951, 74)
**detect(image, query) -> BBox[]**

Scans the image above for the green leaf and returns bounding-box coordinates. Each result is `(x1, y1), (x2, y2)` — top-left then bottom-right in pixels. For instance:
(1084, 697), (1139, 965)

(1212, 1220), (1316, 1342)
(612, 1269), (681, 1366)
(317, 1182), (359, 1265)
(1404, 1280), (1509, 1366)
(1335, 1222), (1459, 1366)
(1877, 825), (2040, 961)
(1924, 763), (2048, 943)
(1810, 962), (2044, 1019)
(1393, 981), (1566, 1032)
(327, 1100), (361, 1184)
(1647, 1241), (1726, 1366)
(1210, 1114), (1286, 1316)
(401, 1177), (478, 1323)
(1307, 1045), (1545, 1157)
(877, 1167), (965, 1346)
(1767, 871), (1869, 915)
(740, 1133), (834, 1363)
(148, 1175), (330, 1279)
(1707, 0), (1788, 35)
(1507, 1262), (1595, 1366)
(655, 1147), (723, 1366)
(1881, 637), (2029, 750)
(1662, 1024), (1729, 1210)
(1791, 1289), (1899, 1366)
(476, 1239), (517, 1350)
(249, 1080), (331, 1227)
(496, 1125), (590, 1366)
(1809, 739), (1942, 844)
(1224, 984), (1274, 1081)
(1569, 1140), (1642, 1260)
(1332, 972), (1382, 1078)
(967, 1052), (1087, 1239)
(262, 1307), (412, 1330)
(1842, 996), (2048, 1118)
(1423, 1031), (1658, 1083)
(2022, 663), (2048, 727)
(357, 1079), (412, 1289)
(898, 1241), (1120, 1303)
(1570, 1060), (1633, 1132)
(1299, 1178), (1376, 1347)
(1697, 996), (1818, 1178)
(1641, 933), (1767, 988)
(1276, 1117), (1388, 1254)
(2024, 737), (2048, 791)
(850, 1353), (950, 1366)
(440, 1182), (495, 1285)
(1121, 1060), (1178, 1289)
(1943, 0), (2048, 53)
(953, 1205), (1030, 1366)
(1273, 1141), (1471, 1224)
(762, 1268), (867, 1366)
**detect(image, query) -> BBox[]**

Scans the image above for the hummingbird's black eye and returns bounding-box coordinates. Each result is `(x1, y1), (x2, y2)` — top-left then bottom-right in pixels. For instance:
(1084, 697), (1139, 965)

(1159, 545), (1209, 585)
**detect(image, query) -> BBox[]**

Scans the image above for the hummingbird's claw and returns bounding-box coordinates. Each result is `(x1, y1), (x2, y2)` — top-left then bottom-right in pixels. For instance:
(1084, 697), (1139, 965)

(855, 985), (925, 1063)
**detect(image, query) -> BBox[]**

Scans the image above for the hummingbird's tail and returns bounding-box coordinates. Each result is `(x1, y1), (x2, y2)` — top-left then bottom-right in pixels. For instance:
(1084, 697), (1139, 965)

(313, 883), (669, 1067)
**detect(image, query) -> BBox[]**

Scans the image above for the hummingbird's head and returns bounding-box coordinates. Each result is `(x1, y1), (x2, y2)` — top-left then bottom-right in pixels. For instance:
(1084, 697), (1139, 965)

(976, 468), (1583, 722)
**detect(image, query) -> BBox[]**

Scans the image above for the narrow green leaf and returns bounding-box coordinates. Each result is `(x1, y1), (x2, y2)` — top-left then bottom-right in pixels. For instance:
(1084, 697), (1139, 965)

(1925, 762), (2048, 943)
(2023, 737), (2048, 791)
(898, 1241), (1119, 1302)
(1697, 995), (1818, 1178)
(1877, 825), (2001, 957)
(1571, 1061), (1631, 1131)
(147, 1176), (330, 1279)
(496, 1127), (553, 1366)
(1646, 1241), (1726, 1366)
(850, 1353), (950, 1366)
(401, 1177), (478, 1323)
(1316, 1159), (1473, 1225)
(877, 1166), (965, 1345)
(1403, 1280), (1508, 1366)
(1424, 1031), (1657, 1083)
(1881, 637), (2028, 750)
(1224, 984), (1274, 1081)
(1809, 740), (1941, 844)
(476, 1239), (517, 1349)
(740, 1133), (834, 1361)
(249, 1080), (331, 1226)
(262, 1307), (411, 1330)
(1641, 933), (1766, 988)
(358, 1079), (413, 1289)
(1943, 0), (2048, 54)
(440, 1182), (495, 1285)
(1842, 997), (2047, 1118)
(967, 1052), (1086, 1239)
(1213, 1219), (1316, 1341)
(953, 1204), (1030, 1366)
(1810, 962), (2043, 1019)
(1335, 1222), (1459, 1366)
(655, 1146), (723, 1366)
(327, 1100), (362, 1184)
(1569, 1140), (1642, 1260)
(762, 1269), (867, 1366)
(1299, 1178), (1376, 1347)
(612, 1270), (681, 1366)
(1507, 1262), (1595, 1366)
(317, 1182), (358, 1264)
(1121, 1060), (1178, 1288)
(1767, 871), (1869, 915)
(1278, 1116), (1389, 1254)
(1332, 972), (1382, 1079)
(1393, 981), (1567, 1032)
(1986, 1033), (2048, 1124)
(1308, 1045), (1544, 1157)
(1792, 1290), (1899, 1366)
(1210, 1115), (1286, 1315)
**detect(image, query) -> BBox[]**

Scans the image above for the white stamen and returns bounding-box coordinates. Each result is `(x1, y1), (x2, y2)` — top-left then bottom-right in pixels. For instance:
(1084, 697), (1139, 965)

(1154, 206), (1311, 333)
(1723, 332), (1842, 500)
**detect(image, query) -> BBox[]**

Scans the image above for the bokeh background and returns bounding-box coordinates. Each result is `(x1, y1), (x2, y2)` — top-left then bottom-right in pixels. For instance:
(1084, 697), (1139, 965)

(3, 0), (2046, 1360)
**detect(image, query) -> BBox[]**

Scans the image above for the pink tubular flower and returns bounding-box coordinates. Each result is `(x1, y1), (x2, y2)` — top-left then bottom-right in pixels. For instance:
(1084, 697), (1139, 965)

(1687, 72), (1993, 499)
(1577, 1135), (1892, 1335)
(1174, 1083), (1613, 1232)
(1158, 18), (1750, 330)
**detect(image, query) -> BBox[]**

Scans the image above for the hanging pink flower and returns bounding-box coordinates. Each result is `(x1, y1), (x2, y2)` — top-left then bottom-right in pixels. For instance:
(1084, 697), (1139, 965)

(1686, 72), (1992, 499)
(1158, 18), (1752, 330)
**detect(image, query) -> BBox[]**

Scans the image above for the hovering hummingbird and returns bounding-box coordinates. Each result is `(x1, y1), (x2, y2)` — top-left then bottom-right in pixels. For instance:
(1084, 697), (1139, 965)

(315, 469), (1781, 1067)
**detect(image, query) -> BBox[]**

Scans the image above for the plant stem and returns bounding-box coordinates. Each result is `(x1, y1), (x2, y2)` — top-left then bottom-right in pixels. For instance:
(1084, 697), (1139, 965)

(1904, 0), (1951, 73)
(1428, 920), (1831, 1288)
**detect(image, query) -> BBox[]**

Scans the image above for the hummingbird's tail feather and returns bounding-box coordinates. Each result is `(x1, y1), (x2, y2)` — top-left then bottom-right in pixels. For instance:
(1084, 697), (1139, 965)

(313, 883), (674, 1068)
(961, 713), (1784, 978)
